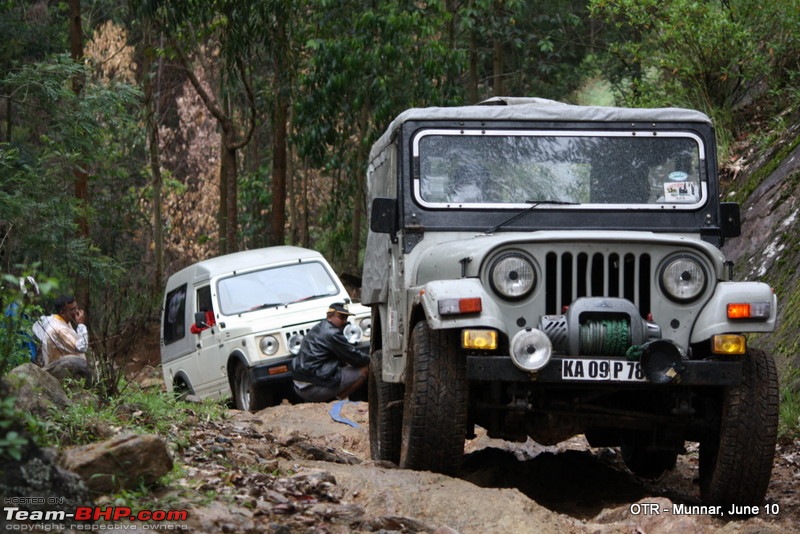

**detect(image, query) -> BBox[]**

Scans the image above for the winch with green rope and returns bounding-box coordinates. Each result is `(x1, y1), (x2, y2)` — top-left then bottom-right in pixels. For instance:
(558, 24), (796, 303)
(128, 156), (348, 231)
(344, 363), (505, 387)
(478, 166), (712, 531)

(536, 297), (662, 357)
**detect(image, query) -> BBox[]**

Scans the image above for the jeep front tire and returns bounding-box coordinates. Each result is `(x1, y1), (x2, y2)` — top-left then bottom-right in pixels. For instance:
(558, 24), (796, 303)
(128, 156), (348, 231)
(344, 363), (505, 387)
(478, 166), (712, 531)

(399, 321), (468, 475)
(699, 348), (779, 507)
(369, 349), (403, 463)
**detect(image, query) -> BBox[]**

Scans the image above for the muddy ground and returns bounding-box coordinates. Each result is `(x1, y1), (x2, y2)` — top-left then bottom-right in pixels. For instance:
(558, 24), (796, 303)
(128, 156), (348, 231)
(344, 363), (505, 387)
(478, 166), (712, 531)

(147, 396), (799, 534)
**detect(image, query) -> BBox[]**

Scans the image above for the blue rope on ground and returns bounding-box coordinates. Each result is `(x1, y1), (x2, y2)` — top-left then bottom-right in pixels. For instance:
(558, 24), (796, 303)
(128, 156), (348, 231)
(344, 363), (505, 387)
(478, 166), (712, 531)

(329, 399), (360, 428)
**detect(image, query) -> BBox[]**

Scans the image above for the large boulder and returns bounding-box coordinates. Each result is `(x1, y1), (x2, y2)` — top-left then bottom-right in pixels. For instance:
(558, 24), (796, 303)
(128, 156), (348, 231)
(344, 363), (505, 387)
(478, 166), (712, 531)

(44, 355), (94, 386)
(58, 432), (174, 495)
(5, 363), (71, 417)
(0, 380), (92, 526)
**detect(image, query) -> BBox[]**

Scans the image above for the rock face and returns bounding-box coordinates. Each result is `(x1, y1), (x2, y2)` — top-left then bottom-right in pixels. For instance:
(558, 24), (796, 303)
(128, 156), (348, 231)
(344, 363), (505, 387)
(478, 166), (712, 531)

(0, 380), (92, 528)
(6, 363), (71, 417)
(721, 118), (800, 383)
(58, 433), (173, 494)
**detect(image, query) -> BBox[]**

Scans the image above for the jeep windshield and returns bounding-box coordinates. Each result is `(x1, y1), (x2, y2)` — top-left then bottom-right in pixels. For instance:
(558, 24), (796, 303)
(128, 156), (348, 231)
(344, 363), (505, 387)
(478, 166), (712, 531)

(414, 130), (705, 210)
(216, 261), (340, 316)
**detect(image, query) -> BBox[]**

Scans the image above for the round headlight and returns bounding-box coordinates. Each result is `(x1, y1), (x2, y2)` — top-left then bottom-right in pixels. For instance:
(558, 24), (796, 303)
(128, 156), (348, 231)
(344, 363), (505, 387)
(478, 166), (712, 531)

(490, 253), (536, 300)
(510, 328), (552, 371)
(287, 333), (304, 355)
(259, 335), (280, 356)
(359, 317), (372, 339)
(344, 323), (363, 343)
(660, 255), (707, 302)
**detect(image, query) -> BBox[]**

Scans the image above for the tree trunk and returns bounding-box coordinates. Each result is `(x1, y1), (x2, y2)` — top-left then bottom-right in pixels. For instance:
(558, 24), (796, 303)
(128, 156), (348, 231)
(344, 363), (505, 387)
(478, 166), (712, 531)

(143, 26), (164, 286)
(271, 95), (288, 246)
(468, 30), (479, 103)
(68, 0), (90, 310)
(219, 128), (239, 255)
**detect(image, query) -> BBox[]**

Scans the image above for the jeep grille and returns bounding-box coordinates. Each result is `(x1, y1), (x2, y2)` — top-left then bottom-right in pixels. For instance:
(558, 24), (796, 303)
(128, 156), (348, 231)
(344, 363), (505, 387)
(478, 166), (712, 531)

(544, 251), (652, 317)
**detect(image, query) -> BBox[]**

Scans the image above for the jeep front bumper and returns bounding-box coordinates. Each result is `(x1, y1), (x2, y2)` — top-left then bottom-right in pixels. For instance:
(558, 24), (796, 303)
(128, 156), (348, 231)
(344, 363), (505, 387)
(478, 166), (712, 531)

(467, 355), (742, 386)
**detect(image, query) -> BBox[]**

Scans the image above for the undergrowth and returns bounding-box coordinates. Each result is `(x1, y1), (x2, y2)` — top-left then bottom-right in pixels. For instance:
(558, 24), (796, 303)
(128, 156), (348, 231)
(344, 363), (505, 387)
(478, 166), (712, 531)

(27, 383), (229, 450)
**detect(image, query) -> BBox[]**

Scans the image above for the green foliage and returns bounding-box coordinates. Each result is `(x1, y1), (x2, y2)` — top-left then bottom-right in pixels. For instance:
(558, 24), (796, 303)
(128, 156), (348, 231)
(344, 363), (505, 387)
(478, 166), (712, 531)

(588, 0), (800, 123)
(1, 56), (144, 280)
(0, 396), (28, 461)
(0, 269), (57, 377)
(780, 370), (800, 438)
(37, 384), (229, 449)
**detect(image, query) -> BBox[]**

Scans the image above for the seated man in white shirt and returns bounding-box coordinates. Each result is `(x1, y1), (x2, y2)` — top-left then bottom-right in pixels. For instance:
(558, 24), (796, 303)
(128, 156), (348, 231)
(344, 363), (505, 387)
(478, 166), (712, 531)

(33, 295), (89, 365)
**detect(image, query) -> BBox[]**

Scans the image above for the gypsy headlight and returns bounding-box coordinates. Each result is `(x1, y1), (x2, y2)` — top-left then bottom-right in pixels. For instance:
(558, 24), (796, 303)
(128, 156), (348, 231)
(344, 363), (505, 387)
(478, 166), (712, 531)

(343, 323), (363, 343)
(490, 253), (536, 300)
(660, 255), (707, 302)
(287, 333), (304, 355)
(259, 335), (280, 356)
(358, 316), (372, 339)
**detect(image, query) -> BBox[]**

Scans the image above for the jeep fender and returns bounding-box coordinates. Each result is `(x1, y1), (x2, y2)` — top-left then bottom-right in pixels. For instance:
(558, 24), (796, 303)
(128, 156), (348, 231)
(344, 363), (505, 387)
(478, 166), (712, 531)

(691, 282), (777, 343)
(412, 279), (506, 331)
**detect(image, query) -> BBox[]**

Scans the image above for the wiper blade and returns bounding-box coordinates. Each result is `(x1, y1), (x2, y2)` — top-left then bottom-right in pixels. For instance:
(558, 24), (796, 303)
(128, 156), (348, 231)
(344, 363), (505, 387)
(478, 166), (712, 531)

(250, 301), (285, 311)
(485, 200), (578, 234)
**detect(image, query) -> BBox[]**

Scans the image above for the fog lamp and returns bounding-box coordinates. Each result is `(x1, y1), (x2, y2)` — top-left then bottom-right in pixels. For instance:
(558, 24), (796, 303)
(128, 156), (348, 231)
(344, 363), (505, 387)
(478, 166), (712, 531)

(509, 328), (552, 371)
(461, 329), (498, 350)
(712, 334), (746, 355)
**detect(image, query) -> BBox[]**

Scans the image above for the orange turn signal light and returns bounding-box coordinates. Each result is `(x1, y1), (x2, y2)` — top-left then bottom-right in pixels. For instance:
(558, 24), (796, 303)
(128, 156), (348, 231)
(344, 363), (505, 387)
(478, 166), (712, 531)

(438, 297), (482, 315)
(727, 302), (770, 320)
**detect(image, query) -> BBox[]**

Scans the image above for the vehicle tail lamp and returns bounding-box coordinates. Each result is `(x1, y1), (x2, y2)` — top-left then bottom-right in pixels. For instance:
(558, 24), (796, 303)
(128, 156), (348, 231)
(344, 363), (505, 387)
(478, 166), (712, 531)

(712, 334), (746, 355)
(439, 297), (482, 315)
(461, 329), (497, 350)
(727, 302), (771, 320)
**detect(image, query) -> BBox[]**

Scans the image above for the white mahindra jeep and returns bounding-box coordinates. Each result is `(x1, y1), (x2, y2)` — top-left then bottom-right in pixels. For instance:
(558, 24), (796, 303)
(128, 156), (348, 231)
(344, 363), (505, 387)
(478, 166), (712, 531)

(160, 246), (370, 411)
(363, 97), (779, 508)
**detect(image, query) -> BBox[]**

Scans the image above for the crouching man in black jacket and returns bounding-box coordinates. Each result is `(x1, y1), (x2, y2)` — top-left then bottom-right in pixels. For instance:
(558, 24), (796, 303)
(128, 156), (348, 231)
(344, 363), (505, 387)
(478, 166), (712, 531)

(292, 302), (369, 402)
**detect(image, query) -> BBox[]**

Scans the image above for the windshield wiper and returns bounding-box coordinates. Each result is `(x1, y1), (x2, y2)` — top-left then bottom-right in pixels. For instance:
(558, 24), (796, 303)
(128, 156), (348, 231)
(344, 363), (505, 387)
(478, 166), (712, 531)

(250, 301), (285, 311)
(485, 200), (578, 234)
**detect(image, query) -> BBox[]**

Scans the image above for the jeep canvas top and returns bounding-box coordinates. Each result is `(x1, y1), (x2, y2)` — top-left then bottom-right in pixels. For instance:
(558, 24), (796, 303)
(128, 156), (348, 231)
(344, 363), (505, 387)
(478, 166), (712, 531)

(363, 97), (779, 508)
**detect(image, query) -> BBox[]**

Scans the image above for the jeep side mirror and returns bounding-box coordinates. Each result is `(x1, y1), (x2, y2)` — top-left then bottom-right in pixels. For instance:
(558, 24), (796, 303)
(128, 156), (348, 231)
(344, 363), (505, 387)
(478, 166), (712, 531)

(720, 202), (741, 238)
(370, 197), (398, 235)
(194, 311), (207, 328)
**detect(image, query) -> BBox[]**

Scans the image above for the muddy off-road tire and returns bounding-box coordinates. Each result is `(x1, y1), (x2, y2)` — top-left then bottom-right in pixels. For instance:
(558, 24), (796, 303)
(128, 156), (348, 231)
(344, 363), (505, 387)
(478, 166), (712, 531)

(699, 348), (779, 508)
(399, 321), (468, 475)
(621, 431), (679, 479)
(369, 350), (403, 463)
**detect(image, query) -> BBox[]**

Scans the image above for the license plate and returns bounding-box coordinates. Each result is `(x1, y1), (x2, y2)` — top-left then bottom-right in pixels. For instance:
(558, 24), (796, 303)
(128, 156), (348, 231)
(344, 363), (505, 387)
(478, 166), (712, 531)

(561, 358), (646, 382)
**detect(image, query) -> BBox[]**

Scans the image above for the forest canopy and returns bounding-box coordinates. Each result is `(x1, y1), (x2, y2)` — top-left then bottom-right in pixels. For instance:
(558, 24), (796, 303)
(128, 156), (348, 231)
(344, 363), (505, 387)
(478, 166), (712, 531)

(1, 0), (799, 380)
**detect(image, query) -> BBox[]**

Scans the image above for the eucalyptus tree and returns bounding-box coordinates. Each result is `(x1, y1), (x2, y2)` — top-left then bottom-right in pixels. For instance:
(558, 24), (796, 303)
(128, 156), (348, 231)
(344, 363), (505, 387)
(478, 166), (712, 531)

(293, 0), (463, 273)
(134, 0), (293, 255)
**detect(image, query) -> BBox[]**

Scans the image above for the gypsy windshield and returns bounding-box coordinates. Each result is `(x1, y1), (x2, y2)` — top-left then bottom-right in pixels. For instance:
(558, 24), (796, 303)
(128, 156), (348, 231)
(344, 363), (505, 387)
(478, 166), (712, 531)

(217, 262), (340, 315)
(413, 130), (705, 209)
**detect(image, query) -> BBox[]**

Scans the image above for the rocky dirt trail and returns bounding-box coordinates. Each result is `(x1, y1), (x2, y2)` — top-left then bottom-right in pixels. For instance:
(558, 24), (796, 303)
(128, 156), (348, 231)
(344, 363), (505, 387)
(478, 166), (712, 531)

(157, 400), (800, 533)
